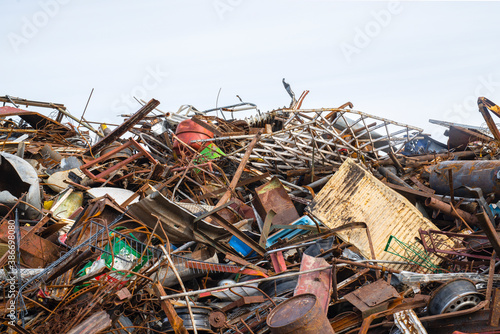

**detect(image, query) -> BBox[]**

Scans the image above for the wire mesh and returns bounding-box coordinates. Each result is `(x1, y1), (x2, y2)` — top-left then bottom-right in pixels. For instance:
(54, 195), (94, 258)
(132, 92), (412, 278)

(384, 235), (442, 273)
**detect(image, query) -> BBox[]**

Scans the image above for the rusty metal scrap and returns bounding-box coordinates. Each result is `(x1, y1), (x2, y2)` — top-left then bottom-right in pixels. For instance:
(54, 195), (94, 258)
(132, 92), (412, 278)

(227, 107), (423, 173)
(308, 158), (452, 272)
(393, 309), (428, 334)
(84, 98), (160, 156)
(0, 87), (499, 333)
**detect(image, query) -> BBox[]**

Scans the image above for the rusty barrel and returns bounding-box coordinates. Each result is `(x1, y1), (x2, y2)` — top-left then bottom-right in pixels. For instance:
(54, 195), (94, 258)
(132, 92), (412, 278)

(267, 293), (335, 334)
(429, 160), (500, 197)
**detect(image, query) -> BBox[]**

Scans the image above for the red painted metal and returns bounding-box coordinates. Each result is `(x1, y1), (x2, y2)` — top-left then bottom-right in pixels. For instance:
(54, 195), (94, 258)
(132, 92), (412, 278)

(173, 119), (214, 154)
(294, 254), (332, 313)
(270, 251), (287, 273)
(254, 176), (300, 226)
(0, 106), (74, 135)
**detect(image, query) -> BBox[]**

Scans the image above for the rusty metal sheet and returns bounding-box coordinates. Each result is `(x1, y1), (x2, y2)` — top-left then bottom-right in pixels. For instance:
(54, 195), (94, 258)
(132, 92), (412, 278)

(308, 158), (451, 272)
(0, 221), (60, 268)
(128, 191), (225, 244)
(447, 125), (493, 151)
(351, 279), (400, 307)
(0, 106), (75, 136)
(254, 176), (299, 225)
(344, 279), (400, 319)
(294, 254), (332, 313)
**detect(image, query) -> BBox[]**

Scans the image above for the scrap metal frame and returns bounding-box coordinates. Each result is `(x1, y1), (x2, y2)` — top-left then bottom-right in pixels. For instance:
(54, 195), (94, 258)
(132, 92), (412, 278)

(420, 229), (499, 261)
(80, 138), (158, 183)
(229, 108), (423, 171)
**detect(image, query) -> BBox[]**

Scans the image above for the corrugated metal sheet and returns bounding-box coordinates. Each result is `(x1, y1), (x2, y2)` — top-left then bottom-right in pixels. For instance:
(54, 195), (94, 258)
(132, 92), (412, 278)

(308, 158), (452, 272)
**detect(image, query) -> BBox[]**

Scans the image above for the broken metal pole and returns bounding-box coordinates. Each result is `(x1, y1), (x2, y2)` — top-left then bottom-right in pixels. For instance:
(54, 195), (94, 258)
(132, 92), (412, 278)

(54, 107), (101, 136)
(0, 96), (66, 110)
(84, 98), (160, 156)
(215, 131), (262, 207)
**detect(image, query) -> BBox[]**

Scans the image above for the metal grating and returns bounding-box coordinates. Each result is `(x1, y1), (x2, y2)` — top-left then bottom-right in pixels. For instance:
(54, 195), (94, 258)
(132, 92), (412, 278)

(230, 108), (423, 172)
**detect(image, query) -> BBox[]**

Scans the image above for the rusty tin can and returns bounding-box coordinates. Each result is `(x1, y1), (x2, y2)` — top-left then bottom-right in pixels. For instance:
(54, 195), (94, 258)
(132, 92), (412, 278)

(267, 293), (335, 334)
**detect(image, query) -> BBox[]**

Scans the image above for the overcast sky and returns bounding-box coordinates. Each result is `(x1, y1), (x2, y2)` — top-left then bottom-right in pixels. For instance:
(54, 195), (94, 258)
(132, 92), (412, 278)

(2, 1), (500, 142)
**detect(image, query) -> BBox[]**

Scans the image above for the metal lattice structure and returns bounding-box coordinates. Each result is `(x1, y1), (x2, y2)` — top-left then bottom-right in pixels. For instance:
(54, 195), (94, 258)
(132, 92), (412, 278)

(231, 108), (423, 171)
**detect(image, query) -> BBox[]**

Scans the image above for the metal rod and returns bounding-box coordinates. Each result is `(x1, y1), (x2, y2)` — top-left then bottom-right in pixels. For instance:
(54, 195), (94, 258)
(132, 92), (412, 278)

(160, 246), (197, 334)
(78, 88), (94, 130)
(424, 197), (479, 227)
(160, 265), (349, 300)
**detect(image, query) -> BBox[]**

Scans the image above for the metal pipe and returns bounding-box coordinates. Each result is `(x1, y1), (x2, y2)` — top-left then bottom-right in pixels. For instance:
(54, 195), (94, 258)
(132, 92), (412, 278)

(378, 166), (412, 188)
(290, 175), (332, 196)
(425, 197), (479, 226)
(172, 241), (196, 254)
(377, 151), (477, 166)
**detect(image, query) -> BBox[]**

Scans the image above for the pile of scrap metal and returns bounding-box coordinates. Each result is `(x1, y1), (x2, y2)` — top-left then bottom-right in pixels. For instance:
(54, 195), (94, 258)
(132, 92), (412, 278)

(0, 84), (499, 334)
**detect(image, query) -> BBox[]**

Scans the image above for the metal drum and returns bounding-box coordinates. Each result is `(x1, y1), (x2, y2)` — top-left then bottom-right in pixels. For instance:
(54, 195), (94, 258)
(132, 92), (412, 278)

(428, 279), (483, 315)
(267, 293), (335, 334)
(429, 160), (500, 197)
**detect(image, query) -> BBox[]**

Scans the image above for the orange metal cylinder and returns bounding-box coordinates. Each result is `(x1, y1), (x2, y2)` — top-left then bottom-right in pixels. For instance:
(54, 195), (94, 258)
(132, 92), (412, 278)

(173, 119), (213, 154)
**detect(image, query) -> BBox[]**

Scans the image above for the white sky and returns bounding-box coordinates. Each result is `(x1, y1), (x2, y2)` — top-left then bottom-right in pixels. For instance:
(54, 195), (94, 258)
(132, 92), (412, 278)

(2, 1), (500, 142)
